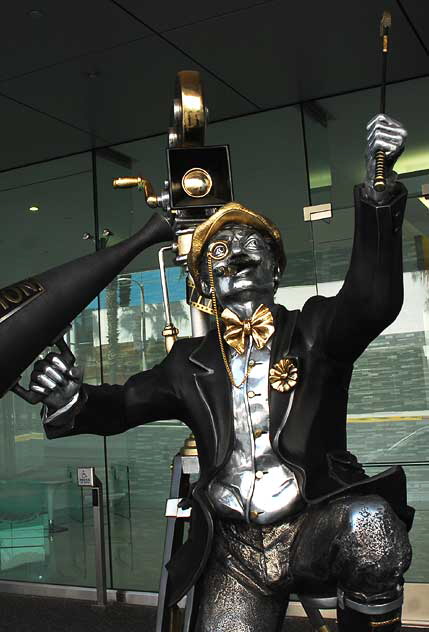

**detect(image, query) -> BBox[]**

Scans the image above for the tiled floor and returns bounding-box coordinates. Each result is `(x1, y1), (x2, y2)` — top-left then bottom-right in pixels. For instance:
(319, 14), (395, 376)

(0, 594), (425, 632)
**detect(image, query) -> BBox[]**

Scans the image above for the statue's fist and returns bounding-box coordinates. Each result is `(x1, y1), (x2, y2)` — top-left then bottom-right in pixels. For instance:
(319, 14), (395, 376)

(364, 114), (407, 201)
(30, 352), (83, 413)
(365, 114), (407, 189)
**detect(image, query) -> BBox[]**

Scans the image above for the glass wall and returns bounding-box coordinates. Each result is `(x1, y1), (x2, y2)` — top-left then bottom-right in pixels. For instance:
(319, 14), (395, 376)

(304, 77), (429, 582)
(0, 75), (427, 593)
(0, 155), (108, 586)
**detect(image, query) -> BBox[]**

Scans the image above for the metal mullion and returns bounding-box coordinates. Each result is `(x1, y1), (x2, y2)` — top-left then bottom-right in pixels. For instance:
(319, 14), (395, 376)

(91, 148), (114, 591)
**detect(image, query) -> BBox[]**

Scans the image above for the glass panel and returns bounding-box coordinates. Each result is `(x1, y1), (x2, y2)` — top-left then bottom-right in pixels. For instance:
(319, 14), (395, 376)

(96, 267), (190, 590)
(304, 76), (429, 420)
(107, 424), (189, 591)
(0, 154), (109, 587)
(209, 106), (317, 306)
(305, 77), (429, 582)
(403, 464), (429, 583)
(95, 147), (190, 591)
(305, 78), (429, 210)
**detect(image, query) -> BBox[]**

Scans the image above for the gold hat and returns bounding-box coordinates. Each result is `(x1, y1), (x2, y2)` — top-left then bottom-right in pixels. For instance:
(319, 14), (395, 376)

(188, 201), (286, 290)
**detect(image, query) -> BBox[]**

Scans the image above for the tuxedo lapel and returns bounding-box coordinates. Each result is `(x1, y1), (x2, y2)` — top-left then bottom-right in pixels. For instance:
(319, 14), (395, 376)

(269, 306), (299, 448)
(189, 329), (233, 470)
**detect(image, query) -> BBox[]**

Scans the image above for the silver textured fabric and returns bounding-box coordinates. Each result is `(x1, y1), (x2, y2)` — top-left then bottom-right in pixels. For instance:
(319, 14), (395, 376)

(291, 495), (412, 596)
(194, 555), (289, 632)
(194, 495), (411, 632)
(208, 340), (303, 524)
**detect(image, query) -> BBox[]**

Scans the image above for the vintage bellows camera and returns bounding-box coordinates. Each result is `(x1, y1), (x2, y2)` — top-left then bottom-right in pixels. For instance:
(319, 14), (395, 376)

(113, 70), (234, 226)
(168, 145), (233, 210)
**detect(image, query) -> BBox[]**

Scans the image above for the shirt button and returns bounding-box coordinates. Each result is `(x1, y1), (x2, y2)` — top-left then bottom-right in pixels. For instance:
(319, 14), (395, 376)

(254, 428), (264, 439)
(255, 470), (264, 479)
(248, 391), (255, 398)
(248, 359), (255, 368)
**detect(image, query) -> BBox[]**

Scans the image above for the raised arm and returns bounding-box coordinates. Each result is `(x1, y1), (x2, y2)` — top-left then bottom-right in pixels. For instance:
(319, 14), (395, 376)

(303, 114), (408, 363)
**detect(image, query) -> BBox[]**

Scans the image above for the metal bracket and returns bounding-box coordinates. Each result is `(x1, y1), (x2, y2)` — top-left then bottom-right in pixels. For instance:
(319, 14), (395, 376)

(181, 455), (200, 474)
(165, 498), (192, 519)
(303, 203), (332, 222)
(337, 588), (345, 610)
(337, 587), (403, 616)
(77, 467), (107, 607)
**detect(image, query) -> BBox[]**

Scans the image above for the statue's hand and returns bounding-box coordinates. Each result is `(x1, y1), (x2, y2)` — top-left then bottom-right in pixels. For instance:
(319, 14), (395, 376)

(29, 353), (83, 414)
(364, 113), (407, 202)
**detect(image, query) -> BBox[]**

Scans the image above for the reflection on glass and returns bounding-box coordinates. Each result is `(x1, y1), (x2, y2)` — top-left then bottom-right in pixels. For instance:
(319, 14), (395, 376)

(96, 140), (193, 591)
(304, 77), (429, 583)
(0, 155), (110, 587)
(97, 268), (190, 590)
(107, 423), (189, 591)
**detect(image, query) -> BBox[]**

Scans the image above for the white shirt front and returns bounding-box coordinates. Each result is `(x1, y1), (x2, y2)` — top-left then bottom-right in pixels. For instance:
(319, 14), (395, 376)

(208, 339), (304, 524)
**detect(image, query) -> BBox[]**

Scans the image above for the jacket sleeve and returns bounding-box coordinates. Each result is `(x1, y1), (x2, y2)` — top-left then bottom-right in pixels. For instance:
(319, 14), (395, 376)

(302, 182), (407, 363)
(43, 340), (188, 439)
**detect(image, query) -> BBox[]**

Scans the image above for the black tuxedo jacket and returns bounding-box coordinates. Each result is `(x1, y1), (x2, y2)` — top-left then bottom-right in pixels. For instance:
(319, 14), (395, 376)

(46, 184), (413, 606)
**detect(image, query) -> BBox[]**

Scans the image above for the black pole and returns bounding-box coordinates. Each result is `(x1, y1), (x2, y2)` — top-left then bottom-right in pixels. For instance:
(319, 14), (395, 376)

(374, 11), (392, 192)
(380, 37), (388, 114)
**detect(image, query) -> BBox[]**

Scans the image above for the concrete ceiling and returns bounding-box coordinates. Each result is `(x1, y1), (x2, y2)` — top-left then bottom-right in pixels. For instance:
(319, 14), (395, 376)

(0, 0), (427, 171)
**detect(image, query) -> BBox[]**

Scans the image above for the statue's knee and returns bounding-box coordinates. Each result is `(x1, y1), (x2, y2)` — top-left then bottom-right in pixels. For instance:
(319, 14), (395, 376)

(346, 496), (406, 541)
(347, 494), (393, 521)
(335, 495), (411, 584)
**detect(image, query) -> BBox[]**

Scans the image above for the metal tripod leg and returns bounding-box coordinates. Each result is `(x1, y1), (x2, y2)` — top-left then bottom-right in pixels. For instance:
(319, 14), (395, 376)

(301, 603), (331, 631)
(156, 454), (194, 632)
(182, 587), (195, 632)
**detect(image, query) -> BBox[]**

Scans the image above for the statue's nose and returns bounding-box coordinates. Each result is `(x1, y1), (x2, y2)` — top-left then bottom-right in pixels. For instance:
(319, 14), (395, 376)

(230, 238), (242, 256)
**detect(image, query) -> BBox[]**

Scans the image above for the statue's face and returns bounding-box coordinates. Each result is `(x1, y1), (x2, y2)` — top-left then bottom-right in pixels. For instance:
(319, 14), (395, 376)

(202, 223), (277, 306)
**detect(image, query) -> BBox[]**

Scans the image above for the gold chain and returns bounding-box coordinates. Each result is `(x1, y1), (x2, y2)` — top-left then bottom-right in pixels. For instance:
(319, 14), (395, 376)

(207, 253), (253, 388)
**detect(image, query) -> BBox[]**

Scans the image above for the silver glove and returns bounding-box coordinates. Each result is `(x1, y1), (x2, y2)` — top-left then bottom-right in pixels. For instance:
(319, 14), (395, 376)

(364, 113), (407, 203)
(30, 352), (83, 414)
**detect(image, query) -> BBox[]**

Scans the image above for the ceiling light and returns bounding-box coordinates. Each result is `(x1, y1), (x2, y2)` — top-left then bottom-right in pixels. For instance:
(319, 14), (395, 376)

(27, 9), (44, 18)
(29, 206), (39, 212)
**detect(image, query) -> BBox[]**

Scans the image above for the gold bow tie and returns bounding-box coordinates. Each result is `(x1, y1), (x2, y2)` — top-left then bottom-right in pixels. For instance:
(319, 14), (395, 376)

(221, 304), (275, 354)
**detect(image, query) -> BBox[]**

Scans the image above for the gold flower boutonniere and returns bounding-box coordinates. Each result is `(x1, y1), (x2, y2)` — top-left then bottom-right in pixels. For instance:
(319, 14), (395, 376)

(269, 357), (299, 393)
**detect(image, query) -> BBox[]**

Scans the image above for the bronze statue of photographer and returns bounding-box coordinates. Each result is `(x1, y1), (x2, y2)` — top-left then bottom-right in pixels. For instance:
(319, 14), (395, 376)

(30, 113), (413, 632)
